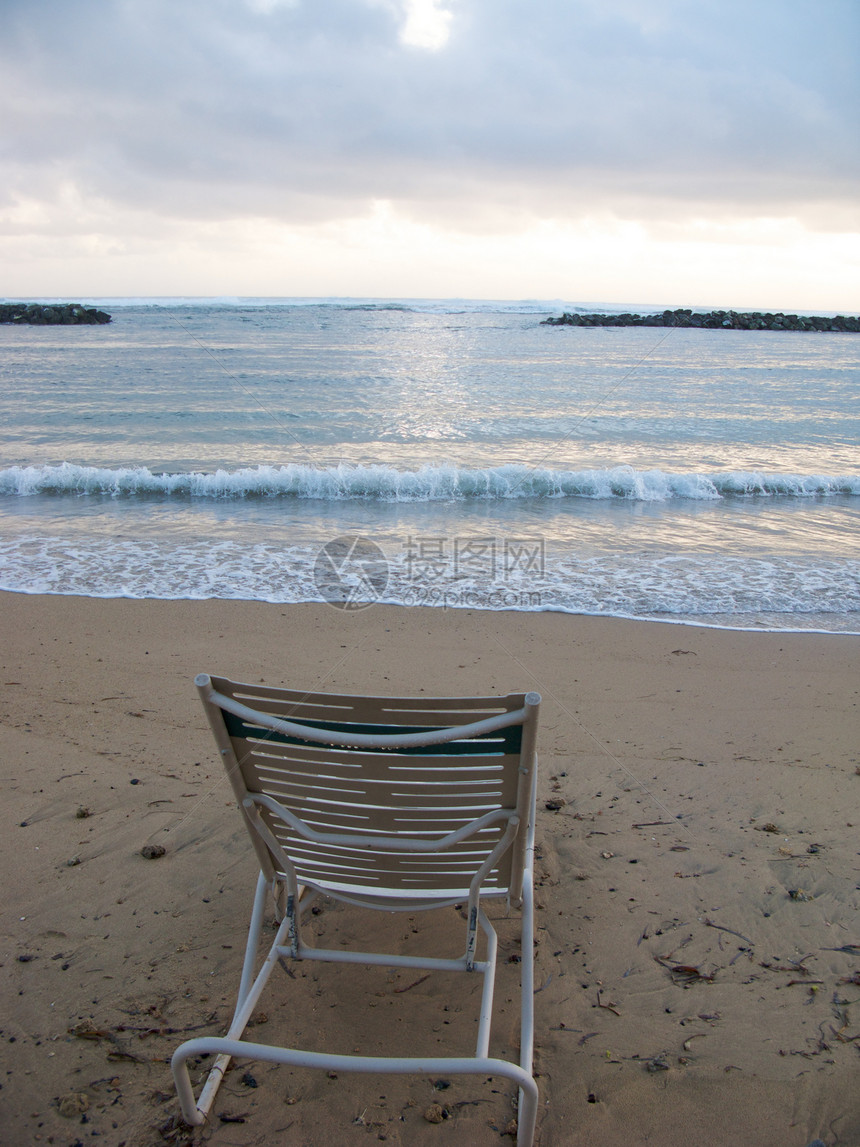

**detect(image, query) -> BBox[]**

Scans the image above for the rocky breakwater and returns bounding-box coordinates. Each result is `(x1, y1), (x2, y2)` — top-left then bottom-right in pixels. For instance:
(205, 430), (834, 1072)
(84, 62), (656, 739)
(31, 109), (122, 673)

(0, 302), (112, 325)
(543, 307), (860, 332)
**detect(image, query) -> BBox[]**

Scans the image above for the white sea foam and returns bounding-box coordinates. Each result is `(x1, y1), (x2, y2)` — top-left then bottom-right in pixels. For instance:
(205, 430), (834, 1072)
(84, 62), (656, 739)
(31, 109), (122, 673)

(2, 462), (858, 501)
(1, 535), (857, 633)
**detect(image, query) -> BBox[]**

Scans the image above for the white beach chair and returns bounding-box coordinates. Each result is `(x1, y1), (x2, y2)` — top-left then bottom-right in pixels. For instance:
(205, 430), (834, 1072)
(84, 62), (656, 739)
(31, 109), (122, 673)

(172, 674), (541, 1146)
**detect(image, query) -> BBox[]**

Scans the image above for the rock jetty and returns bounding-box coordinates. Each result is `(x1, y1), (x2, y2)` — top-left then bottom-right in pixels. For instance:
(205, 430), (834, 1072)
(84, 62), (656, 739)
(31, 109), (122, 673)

(543, 308), (859, 332)
(0, 303), (112, 325)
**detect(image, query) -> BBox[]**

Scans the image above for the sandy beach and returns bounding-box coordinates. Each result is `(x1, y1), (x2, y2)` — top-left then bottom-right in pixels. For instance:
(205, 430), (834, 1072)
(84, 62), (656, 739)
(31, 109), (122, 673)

(1, 592), (858, 1146)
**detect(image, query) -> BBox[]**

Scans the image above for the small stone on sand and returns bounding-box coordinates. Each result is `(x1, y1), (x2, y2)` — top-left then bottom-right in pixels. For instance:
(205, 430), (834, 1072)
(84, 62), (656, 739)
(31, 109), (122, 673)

(57, 1092), (89, 1118)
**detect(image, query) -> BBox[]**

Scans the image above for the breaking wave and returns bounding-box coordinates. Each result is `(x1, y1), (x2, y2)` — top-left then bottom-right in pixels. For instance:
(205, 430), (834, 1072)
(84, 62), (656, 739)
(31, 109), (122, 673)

(2, 462), (859, 502)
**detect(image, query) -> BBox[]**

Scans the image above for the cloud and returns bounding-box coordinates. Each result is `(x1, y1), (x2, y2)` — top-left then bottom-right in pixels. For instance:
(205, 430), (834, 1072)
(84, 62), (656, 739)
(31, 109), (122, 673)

(390, 0), (454, 49)
(2, 0), (858, 235)
(2, 0), (859, 306)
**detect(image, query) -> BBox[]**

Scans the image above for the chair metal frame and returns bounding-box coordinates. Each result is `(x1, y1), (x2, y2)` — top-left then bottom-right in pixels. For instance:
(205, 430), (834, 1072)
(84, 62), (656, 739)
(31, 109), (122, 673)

(172, 674), (541, 1146)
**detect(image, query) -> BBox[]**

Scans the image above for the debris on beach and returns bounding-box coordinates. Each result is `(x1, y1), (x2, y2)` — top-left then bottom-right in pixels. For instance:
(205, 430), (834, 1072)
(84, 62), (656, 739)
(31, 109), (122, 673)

(68, 1020), (110, 1040)
(141, 843), (166, 859)
(423, 1102), (449, 1123)
(56, 1091), (89, 1117)
(645, 1054), (670, 1072)
(655, 956), (717, 986)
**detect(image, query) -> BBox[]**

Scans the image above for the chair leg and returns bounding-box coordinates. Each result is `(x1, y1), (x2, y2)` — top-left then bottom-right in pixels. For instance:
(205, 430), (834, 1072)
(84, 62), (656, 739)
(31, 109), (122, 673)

(515, 1073), (538, 1147)
(519, 866), (535, 1076)
(237, 871), (269, 1007)
(174, 1038), (539, 1142)
(182, 1050), (231, 1125)
(475, 909), (498, 1058)
(517, 851), (537, 1145)
(174, 874), (539, 1143)
(173, 872), (290, 1125)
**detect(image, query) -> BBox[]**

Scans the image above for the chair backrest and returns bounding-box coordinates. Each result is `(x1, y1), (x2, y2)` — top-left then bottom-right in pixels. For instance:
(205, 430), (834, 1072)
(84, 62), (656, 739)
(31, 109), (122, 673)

(196, 674), (540, 905)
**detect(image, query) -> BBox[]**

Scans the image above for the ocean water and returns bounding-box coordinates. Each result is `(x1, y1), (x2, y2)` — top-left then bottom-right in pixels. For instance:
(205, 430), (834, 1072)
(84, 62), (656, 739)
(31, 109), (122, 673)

(0, 298), (858, 632)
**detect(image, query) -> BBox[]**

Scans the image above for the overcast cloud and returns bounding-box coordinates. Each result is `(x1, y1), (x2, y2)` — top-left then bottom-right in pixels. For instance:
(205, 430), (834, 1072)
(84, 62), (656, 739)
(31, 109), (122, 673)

(2, 0), (858, 301)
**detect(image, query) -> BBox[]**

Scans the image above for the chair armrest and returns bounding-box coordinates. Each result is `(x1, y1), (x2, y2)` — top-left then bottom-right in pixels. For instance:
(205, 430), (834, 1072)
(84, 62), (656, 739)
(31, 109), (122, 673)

(243, 792), (518, 854)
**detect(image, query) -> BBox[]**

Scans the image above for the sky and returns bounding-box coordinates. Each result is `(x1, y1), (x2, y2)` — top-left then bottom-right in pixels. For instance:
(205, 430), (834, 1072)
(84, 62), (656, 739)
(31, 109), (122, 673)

(2, 0), (859, 309)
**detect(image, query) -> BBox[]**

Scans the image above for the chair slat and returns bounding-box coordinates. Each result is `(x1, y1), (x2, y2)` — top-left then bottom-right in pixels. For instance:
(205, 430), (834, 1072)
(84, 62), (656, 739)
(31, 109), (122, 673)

(203, 676), (535, 900)
(218, 678), (518, 715)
